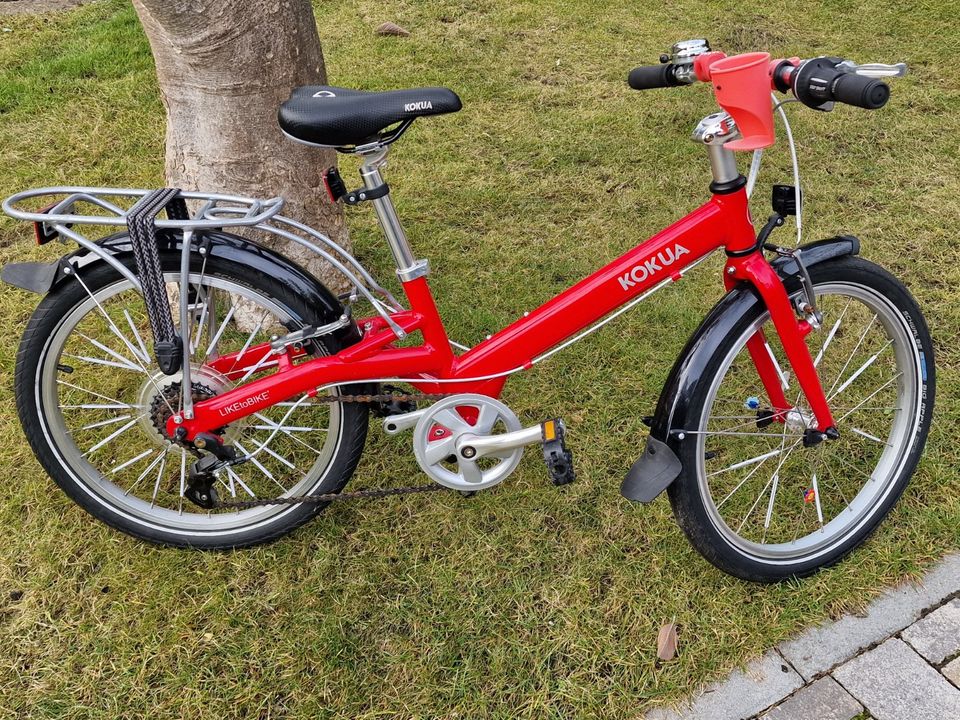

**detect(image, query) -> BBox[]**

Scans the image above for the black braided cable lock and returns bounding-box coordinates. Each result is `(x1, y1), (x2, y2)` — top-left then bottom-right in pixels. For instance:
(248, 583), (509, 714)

(126, 188), (188, 375)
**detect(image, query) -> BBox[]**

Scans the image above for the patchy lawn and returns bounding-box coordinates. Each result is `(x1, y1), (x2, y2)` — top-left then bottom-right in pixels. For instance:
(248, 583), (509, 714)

(0, 0), (957, 717)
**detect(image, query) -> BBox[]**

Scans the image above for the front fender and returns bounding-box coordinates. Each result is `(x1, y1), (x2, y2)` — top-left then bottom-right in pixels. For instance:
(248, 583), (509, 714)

(2, 228), (357, 345)
(621, 235), (860, 503)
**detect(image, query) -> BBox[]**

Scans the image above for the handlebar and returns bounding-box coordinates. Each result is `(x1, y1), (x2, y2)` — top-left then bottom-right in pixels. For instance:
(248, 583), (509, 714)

(786, 57), (889, 110)
(627, 64), (684, 90)
(627, 54), (894, 111)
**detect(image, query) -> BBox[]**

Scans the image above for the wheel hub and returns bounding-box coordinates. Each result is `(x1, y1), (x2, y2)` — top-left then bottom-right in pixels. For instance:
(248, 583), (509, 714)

(137, 365), (234, 446)
(785, 408), (814, 433)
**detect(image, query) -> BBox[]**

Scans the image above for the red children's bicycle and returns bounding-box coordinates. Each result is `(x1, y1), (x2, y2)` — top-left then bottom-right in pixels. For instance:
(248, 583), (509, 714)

(2, 40), (933, 581)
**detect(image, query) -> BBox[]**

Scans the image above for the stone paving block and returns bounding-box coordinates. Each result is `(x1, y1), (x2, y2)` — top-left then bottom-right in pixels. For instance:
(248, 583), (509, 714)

(902, 598), (960, 665)
(943, 657), (960, 688)
(832, 637), (960, 720)
(778, 553), (960, 680)
(644, 651), (803, 720)
(759, 676), (863, 720)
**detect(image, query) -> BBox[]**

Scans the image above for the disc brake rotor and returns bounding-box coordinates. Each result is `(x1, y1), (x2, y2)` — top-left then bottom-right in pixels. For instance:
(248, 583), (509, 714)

(412, 394), (523, 491)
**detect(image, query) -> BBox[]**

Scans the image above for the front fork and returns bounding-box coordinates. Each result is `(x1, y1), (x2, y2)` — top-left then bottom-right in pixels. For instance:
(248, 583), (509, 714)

(725, 252), (837, 438)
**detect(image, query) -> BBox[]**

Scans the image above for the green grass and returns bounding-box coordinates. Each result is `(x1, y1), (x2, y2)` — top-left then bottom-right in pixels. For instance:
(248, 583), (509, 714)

(1, 0), (958, 717)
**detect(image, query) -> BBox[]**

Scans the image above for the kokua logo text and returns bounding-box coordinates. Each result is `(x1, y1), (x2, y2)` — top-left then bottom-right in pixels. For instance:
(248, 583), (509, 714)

(618, 244), (691, 290)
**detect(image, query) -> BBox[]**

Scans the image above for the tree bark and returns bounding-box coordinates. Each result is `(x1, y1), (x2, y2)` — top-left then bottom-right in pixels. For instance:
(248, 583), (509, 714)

(131, 0), (348, 286)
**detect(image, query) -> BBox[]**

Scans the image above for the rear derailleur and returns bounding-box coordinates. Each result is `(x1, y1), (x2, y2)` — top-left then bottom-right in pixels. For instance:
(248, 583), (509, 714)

(181, 432), (239, 509)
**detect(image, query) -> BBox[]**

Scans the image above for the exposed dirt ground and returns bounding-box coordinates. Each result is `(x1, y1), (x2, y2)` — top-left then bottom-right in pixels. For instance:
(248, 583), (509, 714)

(0, 0), (89, 16)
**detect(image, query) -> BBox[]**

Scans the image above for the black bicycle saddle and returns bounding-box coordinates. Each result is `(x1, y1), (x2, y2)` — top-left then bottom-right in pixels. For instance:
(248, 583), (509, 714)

(278, 85), (462, 148)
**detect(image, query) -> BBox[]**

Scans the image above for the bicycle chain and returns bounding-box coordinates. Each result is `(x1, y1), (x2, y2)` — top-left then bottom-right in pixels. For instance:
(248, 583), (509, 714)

(209, 391), (454, 511)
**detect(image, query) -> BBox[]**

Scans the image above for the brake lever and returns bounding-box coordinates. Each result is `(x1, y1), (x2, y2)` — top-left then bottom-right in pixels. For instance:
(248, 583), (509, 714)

(837, 61), (908, 78)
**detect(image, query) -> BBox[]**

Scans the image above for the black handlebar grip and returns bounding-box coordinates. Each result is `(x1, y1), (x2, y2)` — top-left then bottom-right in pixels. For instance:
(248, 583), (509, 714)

(628, 64), (681, 90)
(831, 72), (890, 109)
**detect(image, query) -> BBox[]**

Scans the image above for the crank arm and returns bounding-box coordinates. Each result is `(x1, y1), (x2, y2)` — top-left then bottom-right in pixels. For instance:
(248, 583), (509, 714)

(455, 424), (544, 461)
(383, 406), (429, 434)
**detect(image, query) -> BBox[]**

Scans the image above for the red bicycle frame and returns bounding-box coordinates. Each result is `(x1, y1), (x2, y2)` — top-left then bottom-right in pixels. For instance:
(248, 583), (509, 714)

(172, 184), (835, 441)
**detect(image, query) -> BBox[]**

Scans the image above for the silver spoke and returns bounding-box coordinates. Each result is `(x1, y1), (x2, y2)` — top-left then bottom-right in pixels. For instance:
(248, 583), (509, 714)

(61, 403), (139, 411)
(84, 417), (139, 456)
(736, 472), (776, 534)
(823, 459), (851, 507)
(109, 448), (154, 474)
(811, 471), (824, 527)
(685, 430), (802, 438)
(234, 441), (286, 492)
(80, 414), (133, 431)
(75, 332), (143, 372)
(826, 313), (877, 397)
(763, 472), (780, 532)
(252, 413), (324, 454)
(813, 300), (850, 367)
(850, 426), (891, 446)
(715, 450), (776, 510)
(178, 450), (187, 514)
(229, 311), (269, 372)
(123, 310), (151, 364)
(237, 351), (277, 383)
(190, 287), (210, 356)
(708, 448), (785, 477)
(203, 304), (236, 360)
(834, 372), (903, 425)
(72, 272), (153, 376)
(764, 341), (790, 390)
(58, 381), (137, 407)
(707, 406), (798, 435)
(226, 467), (257, 498)
(224, 466), (237, 497)
(754, 420), (800, 535)
(830, 339), (894, 399)
(125, 449), (167, 496)
(249, 424), (324, 433)
(833, 452), (876, 483)
(63, 352), (142, 373)
(150, 451), (169, 508)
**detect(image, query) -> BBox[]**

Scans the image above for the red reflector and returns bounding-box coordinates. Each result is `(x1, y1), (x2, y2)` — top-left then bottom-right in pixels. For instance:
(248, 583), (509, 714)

(321, 171), (337, 203)
(33, 203), (59, 245)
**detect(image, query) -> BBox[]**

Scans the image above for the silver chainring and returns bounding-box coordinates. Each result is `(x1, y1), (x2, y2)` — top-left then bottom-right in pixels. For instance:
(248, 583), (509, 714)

(412, 394), (523, 491)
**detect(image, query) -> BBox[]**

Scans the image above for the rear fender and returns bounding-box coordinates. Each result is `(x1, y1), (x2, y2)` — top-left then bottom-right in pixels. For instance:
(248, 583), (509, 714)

(2, 229), (358, 347)
(621, 235), (860, 503)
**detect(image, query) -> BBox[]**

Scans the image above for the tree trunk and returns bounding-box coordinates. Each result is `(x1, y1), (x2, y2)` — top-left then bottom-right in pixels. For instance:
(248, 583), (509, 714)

(131, 0), (348, 287)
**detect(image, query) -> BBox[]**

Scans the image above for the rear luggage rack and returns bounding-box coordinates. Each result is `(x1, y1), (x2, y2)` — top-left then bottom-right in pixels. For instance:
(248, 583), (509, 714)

(3, 186), (287, 231)
(2, 186), (406, 334)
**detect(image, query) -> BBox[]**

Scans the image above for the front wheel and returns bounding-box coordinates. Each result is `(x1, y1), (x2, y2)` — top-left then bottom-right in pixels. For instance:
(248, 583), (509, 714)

(15, 249), (369, 549)
(669, 257), (934, 581)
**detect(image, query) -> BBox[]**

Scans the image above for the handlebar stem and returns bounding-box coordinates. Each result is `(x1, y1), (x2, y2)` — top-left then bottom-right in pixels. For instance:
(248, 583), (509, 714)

(692, 113), (741, 186)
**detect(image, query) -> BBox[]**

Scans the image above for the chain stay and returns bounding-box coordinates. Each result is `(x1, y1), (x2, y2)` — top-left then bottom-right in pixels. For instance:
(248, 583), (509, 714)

(210, 390), (452, 510)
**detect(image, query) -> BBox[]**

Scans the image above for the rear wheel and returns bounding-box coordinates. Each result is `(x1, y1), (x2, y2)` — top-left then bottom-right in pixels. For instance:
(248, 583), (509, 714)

(669, 257), (934, 581)
(15, 250), (369, 548)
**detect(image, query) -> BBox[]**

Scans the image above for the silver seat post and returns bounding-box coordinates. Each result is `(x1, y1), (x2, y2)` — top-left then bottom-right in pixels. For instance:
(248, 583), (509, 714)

(358, 147), (429, 282)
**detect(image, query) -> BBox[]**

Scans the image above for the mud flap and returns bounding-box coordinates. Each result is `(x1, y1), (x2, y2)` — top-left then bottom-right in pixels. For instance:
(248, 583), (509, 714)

(620, 436), (682, 503)
(2, 260), (62, 294)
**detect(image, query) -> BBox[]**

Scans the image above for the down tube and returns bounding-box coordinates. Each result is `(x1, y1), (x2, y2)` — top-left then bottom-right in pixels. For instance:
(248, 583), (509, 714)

(453, 199), (730, 379)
